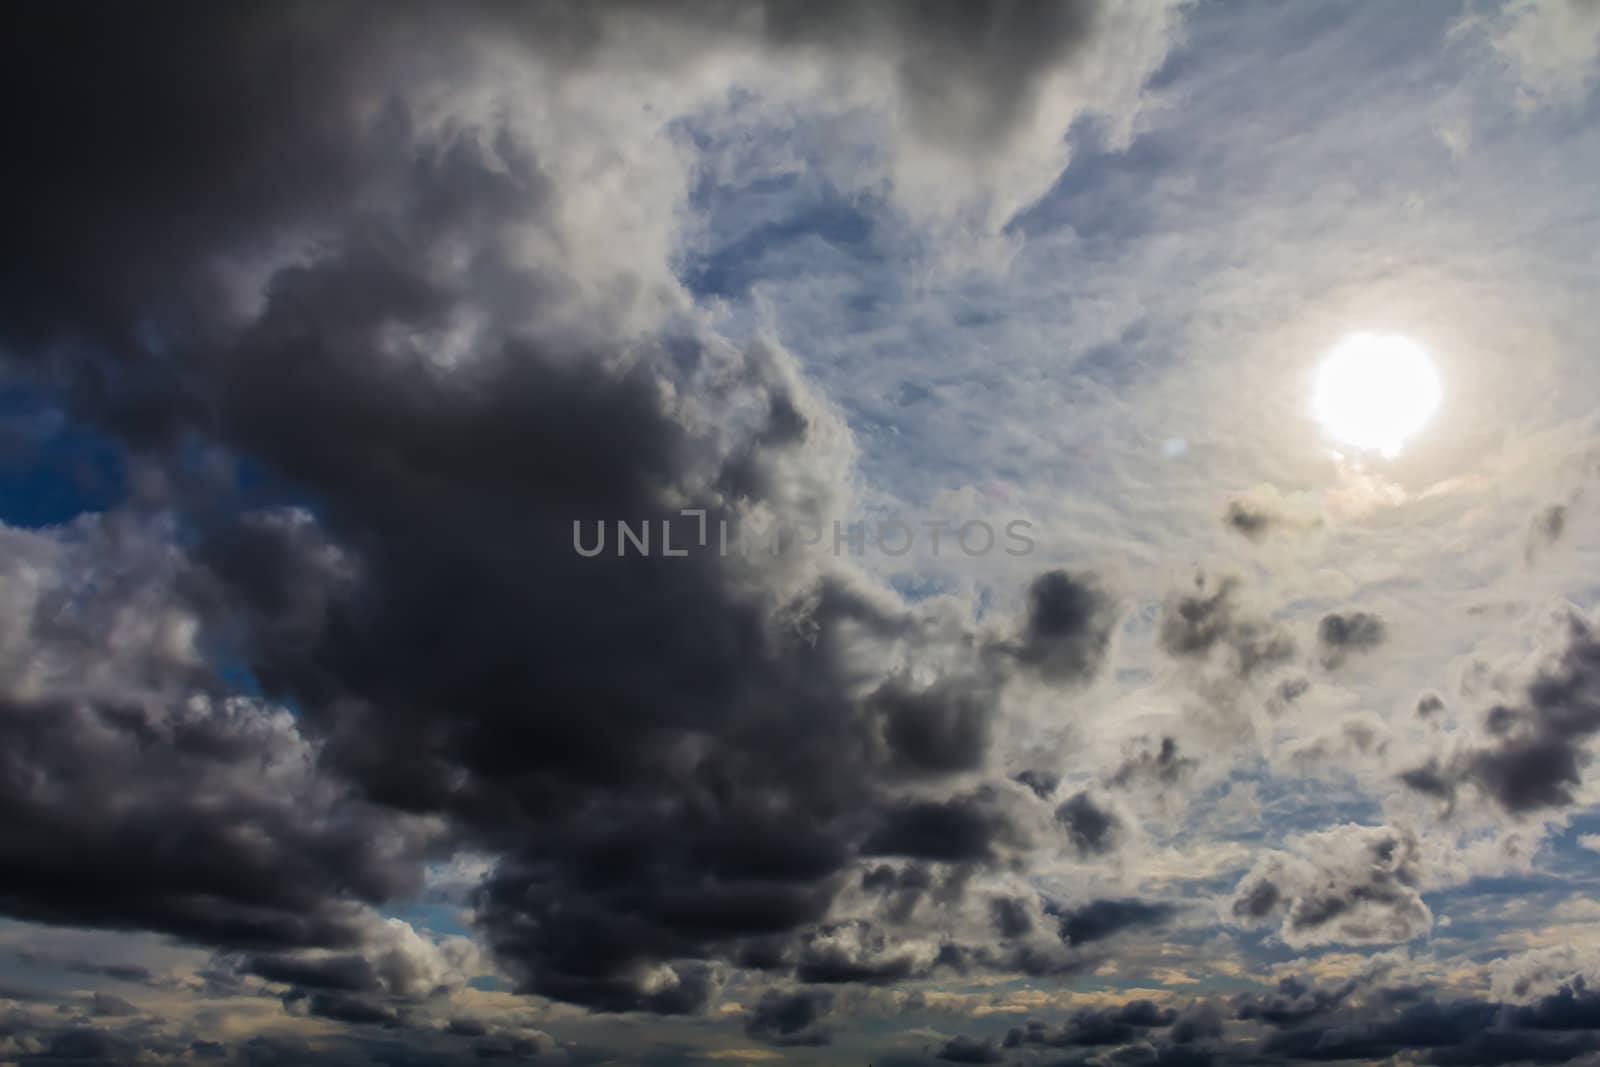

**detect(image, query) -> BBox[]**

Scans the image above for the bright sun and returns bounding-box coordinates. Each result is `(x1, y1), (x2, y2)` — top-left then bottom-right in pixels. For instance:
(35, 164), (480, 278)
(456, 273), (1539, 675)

(1313, 332), (1441, 458)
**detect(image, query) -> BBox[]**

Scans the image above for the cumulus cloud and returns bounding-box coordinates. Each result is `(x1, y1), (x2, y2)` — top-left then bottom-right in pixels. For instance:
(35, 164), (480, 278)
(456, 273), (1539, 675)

(1229, 825), (1432, 948)
(1402, 608), (1600, 814)
(1159, 576), (1297, 680)
(1316, 611), (1388, 669)
(996, 569), (1119, 684)
(1491, 945), (1600, 1004)
(3, 1), (1600, 1063)
(1005, 999), (1177, 1048)
(0, 516), (438, 953)
(1054, 898), (1176, 947)
(1247, 976), (1600, 1065)
(744, 987), (834, 1047)
(0, 0), (1197, 1027)
(1055, 790), (1123, 857)
(1108, 736), (1198, 790)
(937, 1034), (1006, 1063)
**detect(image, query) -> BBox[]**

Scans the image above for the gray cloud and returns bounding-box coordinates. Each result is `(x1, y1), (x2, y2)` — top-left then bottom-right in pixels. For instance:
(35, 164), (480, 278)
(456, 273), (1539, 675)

(0, 522), (435, 956)
(871, 677), (997, 777)
(744, 988), (833, 1047)
(1255, 981), (1600, 1065)
(0, 0), (1174, 1024)
(1317, 611), (1388, 669)
(990, 896), (1036, 939)
(1055, 790), (1121, 857)
(996, 569), (1119, 684)
(1054, 898), (1175, 947)
(1108, 736), (1198, 790)
(1402, 611), (1600, 813)
(937, 1034), (1005, 1063)
(1005, 999), (1177, 1048)
(867, 795), (1022, 865)
(1230, 826), (1431, 948)
(1014, 768), (1061, 800)
(5, 0), (1598, 1061)
(1159, 577), (1297, 679)
(1224, 500), (1278, 543)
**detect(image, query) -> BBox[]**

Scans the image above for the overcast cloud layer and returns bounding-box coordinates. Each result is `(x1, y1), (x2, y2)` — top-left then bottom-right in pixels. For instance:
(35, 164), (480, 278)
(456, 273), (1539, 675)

(3, 1), (1600, 1065)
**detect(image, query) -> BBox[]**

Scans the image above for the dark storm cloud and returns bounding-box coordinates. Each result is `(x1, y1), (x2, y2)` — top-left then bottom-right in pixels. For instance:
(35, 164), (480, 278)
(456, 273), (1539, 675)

(27, 976), (1600, 1067)
(1055, 790), (1121, 856)
(1014, 768), (1060, 799)
(933, 1004), (1217, 1067)
(862, 862), (941, 924)
(866, 795), (1021, 864)
(0, 0), (1155, 1028)
(1169, 1005), (1224, 1045)
(15, 75), (759, 985)
(1159, 577), (1296, 679)
(25, 1027), (139, 1065)
(1316, 611), (1387, 669)
(1055, 898), (1175, 946)
(0, 0), (1117, 356)
(243, 954), (382, 994)
(0, 1014), (557, 1067)
(991, 896), (1035, 939)
(1005, 1000), (1178, 1048)
(0, 673), (429, 955)
(871, 677), (996, 776)
(1472, 615), (1600, 811)
(284, 989), (401, 1029)
(1400, 760), (1456, 803)
(1238, 978), (1600, 1066)
(994, 570), (1119, 684)
(1231, 879), (1282, 921)
(1401, 612), (1600, 813)
(1471, 737), (1585, 811)
(466, 1034), (549, 1062)
(745, 988), (834, 1047)
(937, 1035), (1006, 1063)
(1259, 998), (1500, 1062)
(0, 528), (432, 957)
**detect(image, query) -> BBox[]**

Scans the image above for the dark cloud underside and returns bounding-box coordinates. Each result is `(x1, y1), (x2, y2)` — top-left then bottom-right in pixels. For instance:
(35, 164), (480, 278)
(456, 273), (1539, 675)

(0, 0), (1152, 1028)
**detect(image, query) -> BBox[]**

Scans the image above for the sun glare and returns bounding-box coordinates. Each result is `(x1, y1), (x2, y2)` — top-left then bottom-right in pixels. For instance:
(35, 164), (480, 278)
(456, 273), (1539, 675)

(1313, 332), (1441, 458)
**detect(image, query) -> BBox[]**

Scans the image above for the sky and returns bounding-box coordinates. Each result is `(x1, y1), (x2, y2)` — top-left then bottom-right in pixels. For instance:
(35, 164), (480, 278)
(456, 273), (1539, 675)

(3, 1), (1600, 1065)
